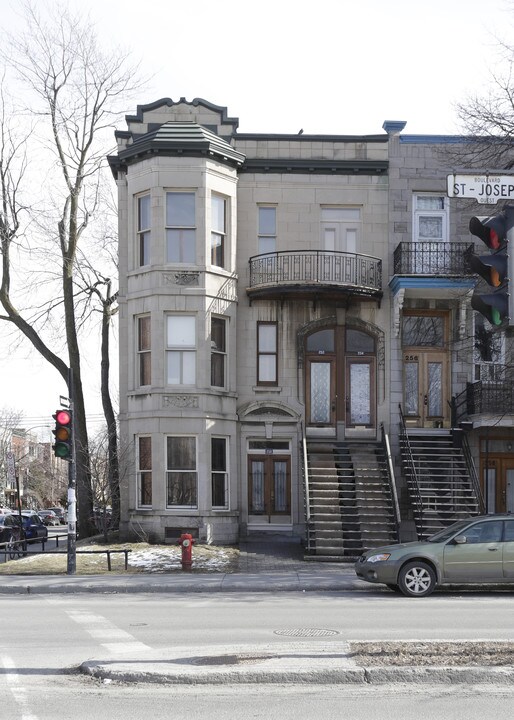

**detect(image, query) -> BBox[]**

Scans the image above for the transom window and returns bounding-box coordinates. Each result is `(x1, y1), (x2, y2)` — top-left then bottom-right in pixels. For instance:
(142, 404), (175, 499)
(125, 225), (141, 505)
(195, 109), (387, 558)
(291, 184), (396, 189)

(346, 328), (375, 354)
(167, 315), (196, 385)
(402, 315), (445, 348)
(166, 192), (196, 263)
(306, 329), (335, 353)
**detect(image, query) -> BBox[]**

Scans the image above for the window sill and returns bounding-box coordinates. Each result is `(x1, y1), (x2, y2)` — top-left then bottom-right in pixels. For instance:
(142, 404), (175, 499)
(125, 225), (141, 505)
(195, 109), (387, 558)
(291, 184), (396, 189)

(253, 385), (282, 393)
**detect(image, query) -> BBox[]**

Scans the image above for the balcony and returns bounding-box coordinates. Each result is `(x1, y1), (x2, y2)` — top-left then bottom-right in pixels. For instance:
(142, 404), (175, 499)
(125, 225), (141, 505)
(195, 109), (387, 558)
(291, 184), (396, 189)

(453, 369), (514, 423)
(393, 242), (474, 276)
(246, 250), (382, 303)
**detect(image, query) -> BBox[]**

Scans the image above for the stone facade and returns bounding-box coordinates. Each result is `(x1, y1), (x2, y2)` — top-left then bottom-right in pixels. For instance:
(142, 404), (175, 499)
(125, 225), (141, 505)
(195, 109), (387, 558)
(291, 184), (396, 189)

(109, 98), (514, 546)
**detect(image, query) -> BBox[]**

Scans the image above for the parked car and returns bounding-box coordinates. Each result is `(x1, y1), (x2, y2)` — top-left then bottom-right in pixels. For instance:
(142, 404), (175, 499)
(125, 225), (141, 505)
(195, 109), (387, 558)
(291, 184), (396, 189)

(355, 514), (514, 597)
(21, 511), (48, 544)
(0, 513), (23, 544)
(38, 510), (60, 527)
(48, 507), (67, 524)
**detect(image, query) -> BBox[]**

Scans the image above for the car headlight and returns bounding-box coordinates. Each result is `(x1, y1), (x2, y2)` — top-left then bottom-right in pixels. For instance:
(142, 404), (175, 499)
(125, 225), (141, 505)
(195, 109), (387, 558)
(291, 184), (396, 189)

(366, 553), (391, 563)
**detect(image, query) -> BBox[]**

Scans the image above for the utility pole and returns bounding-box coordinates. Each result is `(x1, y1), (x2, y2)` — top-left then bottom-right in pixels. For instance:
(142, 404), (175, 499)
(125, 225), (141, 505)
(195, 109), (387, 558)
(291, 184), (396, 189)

(52, 368), (76, 574)
(67, 368), (76, 575)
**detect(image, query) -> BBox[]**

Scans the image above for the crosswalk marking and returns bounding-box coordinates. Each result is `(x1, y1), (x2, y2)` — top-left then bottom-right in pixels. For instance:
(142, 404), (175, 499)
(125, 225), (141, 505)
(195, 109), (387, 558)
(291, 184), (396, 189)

(65, 609), (151, 653)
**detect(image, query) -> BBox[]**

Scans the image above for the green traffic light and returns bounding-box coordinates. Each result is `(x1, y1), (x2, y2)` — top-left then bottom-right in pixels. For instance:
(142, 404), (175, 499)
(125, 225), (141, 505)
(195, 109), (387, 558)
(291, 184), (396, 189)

(54, 442), (71, 458)
(491, 308), (502, 326)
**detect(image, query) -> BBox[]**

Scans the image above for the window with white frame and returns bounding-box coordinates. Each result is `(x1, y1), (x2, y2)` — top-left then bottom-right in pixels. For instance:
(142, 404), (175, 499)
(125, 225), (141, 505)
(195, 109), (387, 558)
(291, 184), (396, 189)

(166, 315), (196, 385)
(473, 314), (505, 382)
(211, 437), (228, 509)
(166, 436), (197, 508)
(413, 194), (448, 242)
(137, 194), (151, 266)
(258, 206), (276, 255)
(166, 192), (196, 263)
(320, 207), (360, 253)
(211, 195), (226, 268)
(257, 321), (278, 385)
(211, 316), (227, 388)
(137, 315), (151, 386)
(136, 436), (152, 507)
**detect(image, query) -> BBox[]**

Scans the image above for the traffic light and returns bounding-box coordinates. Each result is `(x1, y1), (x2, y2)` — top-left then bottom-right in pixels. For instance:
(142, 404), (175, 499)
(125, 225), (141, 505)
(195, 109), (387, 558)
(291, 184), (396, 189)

(468, 205), (514, 328)
(52, 408), (73, 460)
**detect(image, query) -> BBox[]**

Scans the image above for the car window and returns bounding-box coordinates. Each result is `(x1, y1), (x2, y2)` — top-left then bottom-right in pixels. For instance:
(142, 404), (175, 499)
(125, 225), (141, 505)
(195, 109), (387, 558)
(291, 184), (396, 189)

(504, 521), (514, 541)
(428, 519), (471, 543)
(462, 520), (503, 544)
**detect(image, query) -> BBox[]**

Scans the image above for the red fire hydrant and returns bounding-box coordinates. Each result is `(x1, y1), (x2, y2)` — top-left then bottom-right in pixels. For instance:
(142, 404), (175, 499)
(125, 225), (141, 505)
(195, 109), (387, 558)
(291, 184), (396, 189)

(178, 532), (195, 570)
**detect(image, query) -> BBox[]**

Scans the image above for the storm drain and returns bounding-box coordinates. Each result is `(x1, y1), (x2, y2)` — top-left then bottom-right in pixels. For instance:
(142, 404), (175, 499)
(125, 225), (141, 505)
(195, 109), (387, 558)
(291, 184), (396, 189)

(274, 628), (340, 638)
(191, 654), (271, 666)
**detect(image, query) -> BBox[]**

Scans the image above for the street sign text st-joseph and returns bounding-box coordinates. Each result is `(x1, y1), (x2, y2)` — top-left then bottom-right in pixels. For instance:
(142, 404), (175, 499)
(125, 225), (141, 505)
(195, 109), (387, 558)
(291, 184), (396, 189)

(447, 174), (514, 204)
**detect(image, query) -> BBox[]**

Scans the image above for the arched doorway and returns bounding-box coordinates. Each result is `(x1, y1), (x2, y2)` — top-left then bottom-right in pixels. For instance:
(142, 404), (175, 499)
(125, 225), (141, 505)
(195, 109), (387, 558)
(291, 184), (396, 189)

(305, 325), (377, 439)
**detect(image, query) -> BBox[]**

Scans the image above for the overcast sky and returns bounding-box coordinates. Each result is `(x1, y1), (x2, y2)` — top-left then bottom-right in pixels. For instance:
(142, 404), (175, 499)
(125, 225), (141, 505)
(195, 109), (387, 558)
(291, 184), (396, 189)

(0, 0), (512, 432)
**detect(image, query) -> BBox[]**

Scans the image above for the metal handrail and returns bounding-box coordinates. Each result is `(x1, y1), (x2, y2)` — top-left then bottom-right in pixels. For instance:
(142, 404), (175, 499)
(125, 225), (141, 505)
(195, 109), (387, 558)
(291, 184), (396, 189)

(461, 432), (485, 515)
(380, 423), (401, 539)
(300, 423), (312, 553)
(399, 404), (424, 539)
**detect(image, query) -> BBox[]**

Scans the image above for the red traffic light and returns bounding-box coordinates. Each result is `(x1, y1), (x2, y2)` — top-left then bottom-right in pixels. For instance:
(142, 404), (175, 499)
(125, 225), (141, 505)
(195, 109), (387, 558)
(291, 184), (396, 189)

(54, 409), (71, 425)
(469, 214), (507, 250)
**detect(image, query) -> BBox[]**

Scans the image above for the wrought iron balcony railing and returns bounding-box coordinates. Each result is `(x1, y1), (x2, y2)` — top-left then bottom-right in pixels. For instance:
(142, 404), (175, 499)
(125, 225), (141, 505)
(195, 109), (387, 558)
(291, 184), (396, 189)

(247, 250), (382, 300)
(393, 242), (474, 276)
(452, 371), (514, 422)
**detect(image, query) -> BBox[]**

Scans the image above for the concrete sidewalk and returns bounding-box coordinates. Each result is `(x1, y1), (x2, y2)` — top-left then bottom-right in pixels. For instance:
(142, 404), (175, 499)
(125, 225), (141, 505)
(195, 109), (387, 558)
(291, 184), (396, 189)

(0, 537), (368, 594)
(2, 538), (514, 685)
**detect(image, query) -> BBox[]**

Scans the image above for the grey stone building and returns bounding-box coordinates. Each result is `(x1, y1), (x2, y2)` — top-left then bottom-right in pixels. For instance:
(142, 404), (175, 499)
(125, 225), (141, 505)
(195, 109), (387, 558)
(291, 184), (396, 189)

(108, 98), (514, 554)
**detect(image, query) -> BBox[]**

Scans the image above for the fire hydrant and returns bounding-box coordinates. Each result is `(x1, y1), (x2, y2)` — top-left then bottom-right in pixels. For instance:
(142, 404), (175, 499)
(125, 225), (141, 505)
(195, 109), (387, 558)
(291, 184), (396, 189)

(178, 532), (195, 570)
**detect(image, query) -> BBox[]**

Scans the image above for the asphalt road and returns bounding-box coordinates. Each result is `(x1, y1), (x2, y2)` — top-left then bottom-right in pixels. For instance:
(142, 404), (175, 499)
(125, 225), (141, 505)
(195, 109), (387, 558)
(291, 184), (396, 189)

(0, 590), (513, 718)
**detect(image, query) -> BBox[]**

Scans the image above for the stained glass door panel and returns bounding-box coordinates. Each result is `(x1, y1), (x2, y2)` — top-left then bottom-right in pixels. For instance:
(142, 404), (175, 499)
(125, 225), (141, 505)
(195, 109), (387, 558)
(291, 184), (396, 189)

(346, 360), (373, 427)
(308, 360), (335, 426)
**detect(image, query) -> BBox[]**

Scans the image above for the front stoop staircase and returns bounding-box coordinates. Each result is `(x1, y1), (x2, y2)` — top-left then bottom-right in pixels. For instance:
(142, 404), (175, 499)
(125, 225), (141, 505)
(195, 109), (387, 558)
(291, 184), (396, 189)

(304, 441), (399, 561)
(399, 430), (482, 540)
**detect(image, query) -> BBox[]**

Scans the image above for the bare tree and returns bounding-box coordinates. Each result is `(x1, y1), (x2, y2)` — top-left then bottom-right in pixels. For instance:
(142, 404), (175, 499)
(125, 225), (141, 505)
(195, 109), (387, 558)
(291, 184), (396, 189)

(453, 28), (514, 169)
(0, 407), (23, 505)
(0, 2), (140, 537)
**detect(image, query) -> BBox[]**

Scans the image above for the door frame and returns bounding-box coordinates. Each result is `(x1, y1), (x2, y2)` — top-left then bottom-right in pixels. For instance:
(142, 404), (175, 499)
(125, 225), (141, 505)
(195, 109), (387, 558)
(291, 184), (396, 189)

(480, 455), (514, 514)
(402, 310), (451, 428)
(306, 357), (336, 429)
(247, 454), (291, 520)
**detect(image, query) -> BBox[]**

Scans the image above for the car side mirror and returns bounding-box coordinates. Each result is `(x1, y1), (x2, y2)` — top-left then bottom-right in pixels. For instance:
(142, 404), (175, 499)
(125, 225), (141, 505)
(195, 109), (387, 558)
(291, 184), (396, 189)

(454, 535), (467, 544)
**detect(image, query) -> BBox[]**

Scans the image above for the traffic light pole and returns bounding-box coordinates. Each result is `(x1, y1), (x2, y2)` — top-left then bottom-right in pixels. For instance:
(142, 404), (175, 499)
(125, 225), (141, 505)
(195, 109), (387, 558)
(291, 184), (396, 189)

(67, 368), (76, 575)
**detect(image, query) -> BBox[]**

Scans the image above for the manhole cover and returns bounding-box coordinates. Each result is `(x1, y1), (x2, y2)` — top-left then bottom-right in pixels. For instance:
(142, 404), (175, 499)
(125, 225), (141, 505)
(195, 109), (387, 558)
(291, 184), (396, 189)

(192, 653), (271, 666)
(274, 628), (340, 637)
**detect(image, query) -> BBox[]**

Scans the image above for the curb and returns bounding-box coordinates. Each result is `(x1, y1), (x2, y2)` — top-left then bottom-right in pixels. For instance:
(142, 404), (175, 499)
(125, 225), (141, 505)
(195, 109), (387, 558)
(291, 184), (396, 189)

(77, 641), (514, 686)
(79, 662), (514, 686)
(0, 573), (370, 595)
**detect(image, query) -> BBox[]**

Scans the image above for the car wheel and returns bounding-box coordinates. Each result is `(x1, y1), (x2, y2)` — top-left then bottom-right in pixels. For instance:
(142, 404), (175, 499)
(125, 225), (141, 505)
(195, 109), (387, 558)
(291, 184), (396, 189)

(398, 561), (436, 598)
